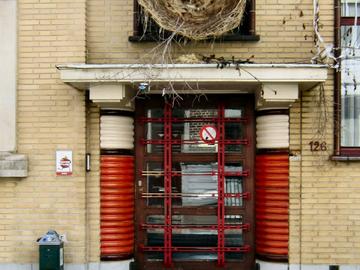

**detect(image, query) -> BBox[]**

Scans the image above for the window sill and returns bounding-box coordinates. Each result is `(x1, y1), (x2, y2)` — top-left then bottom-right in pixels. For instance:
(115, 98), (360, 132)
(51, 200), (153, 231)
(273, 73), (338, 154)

(331, 155), (360, 161)
(128, 34), (260, 43)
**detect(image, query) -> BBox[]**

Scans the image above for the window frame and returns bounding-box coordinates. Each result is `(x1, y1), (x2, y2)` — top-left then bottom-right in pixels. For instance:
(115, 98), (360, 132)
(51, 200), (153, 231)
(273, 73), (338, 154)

(334, 0), (360, 157)
(129, 0), (259, 42)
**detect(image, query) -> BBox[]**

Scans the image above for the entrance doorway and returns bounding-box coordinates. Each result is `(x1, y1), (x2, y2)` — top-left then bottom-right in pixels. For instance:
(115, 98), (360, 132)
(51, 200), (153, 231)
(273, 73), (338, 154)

(134, 95), (255, 270)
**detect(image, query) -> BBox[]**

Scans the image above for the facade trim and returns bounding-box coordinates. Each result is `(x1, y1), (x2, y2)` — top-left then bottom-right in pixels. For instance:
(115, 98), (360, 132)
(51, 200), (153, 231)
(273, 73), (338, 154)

(56, 63), (328, 92)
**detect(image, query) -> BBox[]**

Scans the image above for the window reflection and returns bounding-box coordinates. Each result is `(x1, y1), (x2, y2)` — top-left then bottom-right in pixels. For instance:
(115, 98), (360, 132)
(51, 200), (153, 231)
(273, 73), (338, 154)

(341, 25), (360, 146)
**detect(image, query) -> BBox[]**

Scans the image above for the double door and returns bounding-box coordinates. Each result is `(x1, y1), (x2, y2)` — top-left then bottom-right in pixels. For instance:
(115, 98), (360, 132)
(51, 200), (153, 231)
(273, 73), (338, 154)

(135, 95), (255, 270)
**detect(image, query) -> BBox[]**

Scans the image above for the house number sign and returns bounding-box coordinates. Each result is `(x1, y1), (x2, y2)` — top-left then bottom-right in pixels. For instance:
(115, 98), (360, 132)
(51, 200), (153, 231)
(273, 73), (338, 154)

(309, 141), (327, 152)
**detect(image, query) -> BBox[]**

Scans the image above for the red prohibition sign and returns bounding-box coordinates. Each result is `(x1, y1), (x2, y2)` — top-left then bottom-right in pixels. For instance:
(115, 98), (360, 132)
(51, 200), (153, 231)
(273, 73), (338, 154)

(199, 125), (218, 144)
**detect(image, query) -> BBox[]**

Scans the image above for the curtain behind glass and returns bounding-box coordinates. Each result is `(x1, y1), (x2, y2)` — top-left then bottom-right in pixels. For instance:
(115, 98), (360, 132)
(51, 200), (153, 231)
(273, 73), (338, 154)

(341, 25), (360, 146)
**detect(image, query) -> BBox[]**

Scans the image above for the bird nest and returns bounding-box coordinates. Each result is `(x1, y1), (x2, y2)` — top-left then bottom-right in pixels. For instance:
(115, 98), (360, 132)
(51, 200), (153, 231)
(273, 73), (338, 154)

(137, 0), (247, 40)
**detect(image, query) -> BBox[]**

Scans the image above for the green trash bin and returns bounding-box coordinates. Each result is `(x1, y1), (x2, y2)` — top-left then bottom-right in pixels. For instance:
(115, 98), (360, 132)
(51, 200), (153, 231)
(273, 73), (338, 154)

(38, 230), (64, 270)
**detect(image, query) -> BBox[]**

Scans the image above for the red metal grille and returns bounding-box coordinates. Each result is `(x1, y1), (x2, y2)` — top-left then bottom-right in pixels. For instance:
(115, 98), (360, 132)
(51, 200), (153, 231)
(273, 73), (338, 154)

(137, 99), (253, 268)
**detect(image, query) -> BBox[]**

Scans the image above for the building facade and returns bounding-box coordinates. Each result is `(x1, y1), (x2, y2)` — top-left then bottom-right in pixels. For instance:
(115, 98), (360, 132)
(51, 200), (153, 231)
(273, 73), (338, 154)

(0, 0), (359, 269)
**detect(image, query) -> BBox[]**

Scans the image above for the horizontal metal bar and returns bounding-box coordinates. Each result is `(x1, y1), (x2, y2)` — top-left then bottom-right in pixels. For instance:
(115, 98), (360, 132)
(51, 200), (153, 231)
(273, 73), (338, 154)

(141, 170), (249, 177)
(141, 223), (250, 231)
(224, 192), (250, 199)
(142, 207), (245, 216)
(139, 245), (251, 253)
(139, 117), (248, 123)
(141, 192), (250, 198)
(141, 139), (249, 145)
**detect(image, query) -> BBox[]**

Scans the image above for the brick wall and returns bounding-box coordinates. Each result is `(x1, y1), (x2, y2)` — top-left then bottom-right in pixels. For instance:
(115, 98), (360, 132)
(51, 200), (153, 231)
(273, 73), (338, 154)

(6, 0), (87, 264)
(86, 104), (101, 262)
(289, 75), (360, 265)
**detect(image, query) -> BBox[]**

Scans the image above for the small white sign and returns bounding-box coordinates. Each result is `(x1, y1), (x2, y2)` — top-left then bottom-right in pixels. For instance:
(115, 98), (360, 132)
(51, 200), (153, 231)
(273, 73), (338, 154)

(56, 150), (72, 176)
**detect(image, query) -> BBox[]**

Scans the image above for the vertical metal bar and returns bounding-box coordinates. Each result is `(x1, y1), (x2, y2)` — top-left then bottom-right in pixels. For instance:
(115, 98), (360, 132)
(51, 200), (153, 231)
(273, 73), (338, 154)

(164, 103), (172, 267)
(217, 104), (225, 266)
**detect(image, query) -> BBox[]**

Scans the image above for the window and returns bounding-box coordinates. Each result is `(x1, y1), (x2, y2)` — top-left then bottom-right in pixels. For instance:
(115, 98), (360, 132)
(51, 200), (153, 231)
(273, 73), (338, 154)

(129, 0), (258, 42)
(336, 0), (360, 156)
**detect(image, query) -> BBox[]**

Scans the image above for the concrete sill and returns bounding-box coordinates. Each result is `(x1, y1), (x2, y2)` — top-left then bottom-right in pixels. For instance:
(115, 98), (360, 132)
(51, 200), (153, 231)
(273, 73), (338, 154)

(129, 34), (260, 43)
(0, 152), (28, 178)
(331, 155), (360, 162)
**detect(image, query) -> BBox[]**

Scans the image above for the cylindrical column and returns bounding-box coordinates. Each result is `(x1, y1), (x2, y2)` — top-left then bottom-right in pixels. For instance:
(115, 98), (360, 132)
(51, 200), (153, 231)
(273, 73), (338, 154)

(256, 114), (289, 149)
(100, 111), (135, 260)
(255, 110), (289, 261)
(100, 113), (134, 150)
(255, 153), (289, 260)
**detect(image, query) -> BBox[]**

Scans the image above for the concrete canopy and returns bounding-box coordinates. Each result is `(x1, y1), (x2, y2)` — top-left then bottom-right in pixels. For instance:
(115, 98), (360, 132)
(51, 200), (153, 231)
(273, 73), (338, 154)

(57, 63), (328, 109)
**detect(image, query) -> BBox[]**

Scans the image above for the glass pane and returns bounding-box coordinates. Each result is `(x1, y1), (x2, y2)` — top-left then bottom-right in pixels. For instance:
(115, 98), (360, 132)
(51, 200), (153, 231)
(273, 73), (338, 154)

(225, 178), (243, 207)
(146, 228), (218, 248)
(173, 253), (217, 261)
(341, 0), (360, 17)
(341, 26), (360, 147)
(225, 108), (244, 152)
(145, 215), (244, 261)
(145, 162), (243, 206)
(146, 252), (217, 262)
(173, 108), (218, 153)
(173, 108), (218, 118)
(146, 108), (164, 154)
(146, 252), (243, 262)
(146, 163), (181, 206)
(225, 122), (244, 152)
(224, 108), (243, 118)
(146, 107), (245, 153)
(180, 162), (218, 206)
(180, 162), (243, 207)
(225, 252), (244, 261)
(147, 215), (242, 225)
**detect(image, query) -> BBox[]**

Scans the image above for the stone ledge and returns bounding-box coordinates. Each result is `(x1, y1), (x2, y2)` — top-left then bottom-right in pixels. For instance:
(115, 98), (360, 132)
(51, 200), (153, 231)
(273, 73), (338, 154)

(331, 155), (360, 161)
(0, 152), (28, 178)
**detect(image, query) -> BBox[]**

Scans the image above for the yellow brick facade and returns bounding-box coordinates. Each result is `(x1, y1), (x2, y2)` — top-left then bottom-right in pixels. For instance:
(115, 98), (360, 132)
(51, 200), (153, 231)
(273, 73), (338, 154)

(4, 0), (87, 264)
(2, 0), (358, 268)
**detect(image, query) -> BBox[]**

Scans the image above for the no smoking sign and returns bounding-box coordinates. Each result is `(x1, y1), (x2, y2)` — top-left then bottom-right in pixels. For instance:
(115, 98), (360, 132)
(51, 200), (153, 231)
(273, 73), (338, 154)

(199, 125), (218, 144)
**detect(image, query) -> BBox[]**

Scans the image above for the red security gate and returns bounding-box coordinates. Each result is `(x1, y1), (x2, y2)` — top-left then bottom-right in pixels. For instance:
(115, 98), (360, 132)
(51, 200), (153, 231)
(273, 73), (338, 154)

(134, 95), (255, 270)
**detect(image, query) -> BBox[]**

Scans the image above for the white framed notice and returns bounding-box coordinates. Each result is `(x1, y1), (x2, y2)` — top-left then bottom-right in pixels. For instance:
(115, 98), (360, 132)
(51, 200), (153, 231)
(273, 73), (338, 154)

(56, 150), (73, 176)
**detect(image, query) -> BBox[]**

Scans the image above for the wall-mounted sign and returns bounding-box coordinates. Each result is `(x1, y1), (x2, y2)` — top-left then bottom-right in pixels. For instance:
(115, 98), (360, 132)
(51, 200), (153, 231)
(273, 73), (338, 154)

(56, 150), (72, 176)
(199, 125), (218, 144)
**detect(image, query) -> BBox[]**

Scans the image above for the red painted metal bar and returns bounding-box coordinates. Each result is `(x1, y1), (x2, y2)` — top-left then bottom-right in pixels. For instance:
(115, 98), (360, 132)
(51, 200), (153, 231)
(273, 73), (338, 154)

(139, 117), (248, 123)
(141, 224), (251, 231)
(141, 171), (250, 177)
(172, 171), (249, 177)
(163, 103), (172, 267)
(139, 245), (251, 253)
(141, 139), (249, 145)
(140, 192), (251, 199)
(217, 103), (226, 266)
